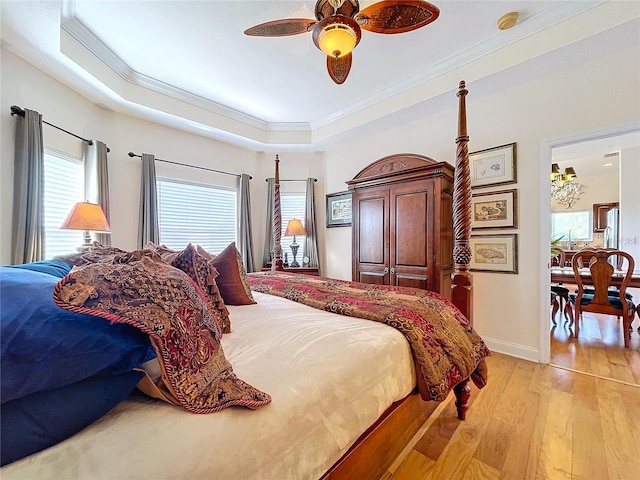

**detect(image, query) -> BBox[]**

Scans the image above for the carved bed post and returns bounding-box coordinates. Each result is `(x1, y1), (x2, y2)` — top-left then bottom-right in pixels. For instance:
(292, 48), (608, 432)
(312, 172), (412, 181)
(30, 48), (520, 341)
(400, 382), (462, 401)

(451, 81), (474, 421)
(451, 80), (473, 325)
(271, 155), (283, 271)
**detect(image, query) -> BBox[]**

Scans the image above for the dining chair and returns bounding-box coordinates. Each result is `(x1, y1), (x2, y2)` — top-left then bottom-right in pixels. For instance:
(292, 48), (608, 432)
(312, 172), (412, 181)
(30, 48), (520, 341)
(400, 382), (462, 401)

(572, 247), (634, 320)
(550, 247), (574, 327)
(571, 248), (636, 347)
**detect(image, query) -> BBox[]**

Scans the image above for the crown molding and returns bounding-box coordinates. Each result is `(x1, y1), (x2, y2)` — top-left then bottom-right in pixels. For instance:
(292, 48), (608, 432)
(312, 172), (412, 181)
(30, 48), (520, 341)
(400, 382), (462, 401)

(60, 14), (316, 143)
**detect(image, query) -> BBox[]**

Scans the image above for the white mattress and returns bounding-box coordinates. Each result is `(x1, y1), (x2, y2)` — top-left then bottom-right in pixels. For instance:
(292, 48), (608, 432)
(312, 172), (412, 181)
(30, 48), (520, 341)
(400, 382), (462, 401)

(1, 292), (415, 480)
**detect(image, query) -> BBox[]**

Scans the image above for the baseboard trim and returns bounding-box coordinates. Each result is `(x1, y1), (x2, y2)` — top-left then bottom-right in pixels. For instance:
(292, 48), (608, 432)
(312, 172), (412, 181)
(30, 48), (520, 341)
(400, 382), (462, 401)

(482, 337), (541, 363)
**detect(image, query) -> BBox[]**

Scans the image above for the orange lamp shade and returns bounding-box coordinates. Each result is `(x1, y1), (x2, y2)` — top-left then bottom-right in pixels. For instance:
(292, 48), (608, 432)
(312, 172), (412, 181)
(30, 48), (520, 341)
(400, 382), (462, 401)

(60, 202), (111, 232)
(285, 219), (306, 237)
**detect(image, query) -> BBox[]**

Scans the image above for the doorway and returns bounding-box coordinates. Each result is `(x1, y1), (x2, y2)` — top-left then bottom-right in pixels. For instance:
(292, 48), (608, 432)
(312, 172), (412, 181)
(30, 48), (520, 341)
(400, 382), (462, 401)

(541, 126), (640, 384)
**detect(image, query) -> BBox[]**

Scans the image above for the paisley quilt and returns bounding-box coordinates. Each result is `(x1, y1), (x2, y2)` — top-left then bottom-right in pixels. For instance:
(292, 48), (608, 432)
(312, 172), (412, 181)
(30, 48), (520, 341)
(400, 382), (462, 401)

(248, 272), (489, 401)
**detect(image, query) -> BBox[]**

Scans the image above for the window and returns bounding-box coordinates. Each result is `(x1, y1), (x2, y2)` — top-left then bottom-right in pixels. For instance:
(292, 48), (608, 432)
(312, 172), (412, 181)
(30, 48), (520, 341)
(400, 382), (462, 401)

(157, 178), (236, 254)
(551, 210), (592, 242)
(43, 150), (84, 258)
(280, 193), (306, 260)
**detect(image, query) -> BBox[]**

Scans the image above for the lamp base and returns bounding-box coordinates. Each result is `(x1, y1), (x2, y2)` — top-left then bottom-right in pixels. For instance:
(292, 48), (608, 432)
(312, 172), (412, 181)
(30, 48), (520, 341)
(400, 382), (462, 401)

(77, 230), (93, 251)
(290, 243), (300, 268)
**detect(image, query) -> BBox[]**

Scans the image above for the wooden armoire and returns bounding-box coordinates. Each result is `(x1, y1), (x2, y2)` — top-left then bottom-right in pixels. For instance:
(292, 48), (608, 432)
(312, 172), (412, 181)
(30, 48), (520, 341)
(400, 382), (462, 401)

(347, 154), (454, 298)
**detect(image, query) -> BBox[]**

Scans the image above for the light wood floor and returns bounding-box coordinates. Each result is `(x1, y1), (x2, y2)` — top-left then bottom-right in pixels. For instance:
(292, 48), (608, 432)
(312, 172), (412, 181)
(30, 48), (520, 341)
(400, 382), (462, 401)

(383, 352), (640, 480)
(550, 309), (640, 385)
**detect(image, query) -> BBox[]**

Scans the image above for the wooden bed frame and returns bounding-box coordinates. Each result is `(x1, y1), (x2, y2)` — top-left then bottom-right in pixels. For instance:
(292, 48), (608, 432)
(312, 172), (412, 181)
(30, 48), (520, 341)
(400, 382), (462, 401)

(271, 81), (474, 480)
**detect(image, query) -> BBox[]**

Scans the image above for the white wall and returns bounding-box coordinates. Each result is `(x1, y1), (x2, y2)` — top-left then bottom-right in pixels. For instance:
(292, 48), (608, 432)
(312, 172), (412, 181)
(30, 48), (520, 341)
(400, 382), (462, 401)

(323, 45), (640, 361)
(620, 146), (640, 269)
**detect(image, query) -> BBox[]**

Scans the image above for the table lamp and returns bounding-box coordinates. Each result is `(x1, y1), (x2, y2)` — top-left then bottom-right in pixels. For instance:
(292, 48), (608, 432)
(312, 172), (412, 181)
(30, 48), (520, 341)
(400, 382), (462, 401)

(60, 201), (111, 249)
(284, 218), (306, 268)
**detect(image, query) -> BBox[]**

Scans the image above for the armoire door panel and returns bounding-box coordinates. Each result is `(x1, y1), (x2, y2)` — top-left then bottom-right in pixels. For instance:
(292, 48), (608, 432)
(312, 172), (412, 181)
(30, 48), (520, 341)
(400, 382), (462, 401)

(393, 273), (428, 290)
(358, 196), (387, 265)
(393, 189), (429, 268)
(359, 270), (387, 285)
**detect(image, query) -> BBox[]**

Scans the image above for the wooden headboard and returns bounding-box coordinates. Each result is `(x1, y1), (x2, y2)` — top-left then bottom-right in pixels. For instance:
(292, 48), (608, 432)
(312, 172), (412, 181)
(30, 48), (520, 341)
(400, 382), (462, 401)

(269, 81), (473, 322)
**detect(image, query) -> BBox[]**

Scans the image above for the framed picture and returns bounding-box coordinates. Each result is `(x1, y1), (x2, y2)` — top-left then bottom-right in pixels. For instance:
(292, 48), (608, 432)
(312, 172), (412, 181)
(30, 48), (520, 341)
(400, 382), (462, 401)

(471, 189), (518, 230)
(326, 191), (352, 227)
(470, 234), (518, 274)
(470, 142), (517, 188)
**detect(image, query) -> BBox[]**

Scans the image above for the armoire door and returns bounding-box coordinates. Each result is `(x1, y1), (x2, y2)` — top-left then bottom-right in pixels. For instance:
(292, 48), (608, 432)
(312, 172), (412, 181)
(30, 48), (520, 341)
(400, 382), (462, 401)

(389, 180), (433, 290)
(353, 188), (389, 285)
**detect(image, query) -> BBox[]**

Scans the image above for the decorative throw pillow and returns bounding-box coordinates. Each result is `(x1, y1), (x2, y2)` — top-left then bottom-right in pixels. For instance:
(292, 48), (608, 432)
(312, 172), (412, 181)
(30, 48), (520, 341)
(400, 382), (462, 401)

(1, 266), (155, 404)
(148, 242), (231, 334)
(53, 251), (271, 413)
(1, 371), (144, 466)
(198, 243), (256, 306)
(53, 243), (127, 266)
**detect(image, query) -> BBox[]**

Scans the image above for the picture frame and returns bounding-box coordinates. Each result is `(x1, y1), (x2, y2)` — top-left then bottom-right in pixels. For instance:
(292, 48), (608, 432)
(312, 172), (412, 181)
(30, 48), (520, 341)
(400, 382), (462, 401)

(470, 142), (517, 188)
(471, 189), (518, 230)
(326, 191), (352, 227)
(470, 234), (518, 274)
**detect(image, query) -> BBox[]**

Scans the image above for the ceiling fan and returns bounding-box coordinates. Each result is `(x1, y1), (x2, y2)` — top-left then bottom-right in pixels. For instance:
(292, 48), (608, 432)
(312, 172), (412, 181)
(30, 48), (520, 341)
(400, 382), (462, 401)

(244, 0), (440, 84)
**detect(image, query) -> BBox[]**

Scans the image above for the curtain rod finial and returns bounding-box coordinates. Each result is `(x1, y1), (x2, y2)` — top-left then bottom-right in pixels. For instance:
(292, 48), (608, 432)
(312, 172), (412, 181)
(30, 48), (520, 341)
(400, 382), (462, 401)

(10, 105), (25, 117)
(127, 152), (136, 157)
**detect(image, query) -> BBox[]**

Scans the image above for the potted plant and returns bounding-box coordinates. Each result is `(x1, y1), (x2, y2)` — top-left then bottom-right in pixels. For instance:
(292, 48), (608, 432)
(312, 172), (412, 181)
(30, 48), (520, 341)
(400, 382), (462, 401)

(550, 234), (564, 257)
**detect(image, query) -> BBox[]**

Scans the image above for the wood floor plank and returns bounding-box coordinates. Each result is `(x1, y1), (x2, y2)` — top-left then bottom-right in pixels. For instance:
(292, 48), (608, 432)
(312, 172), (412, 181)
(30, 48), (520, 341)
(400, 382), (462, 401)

(499, 388), (549, 480)
(588, 343), (613, 378)
(491, 359), (536, 425)
(421, 420), (483, 480)
(472, 419), (512, 472)
(461, 458), (500, 480)
(388, 450), (435, 480)
(596, 378), (639, 479)
(536, 389), (573, 479)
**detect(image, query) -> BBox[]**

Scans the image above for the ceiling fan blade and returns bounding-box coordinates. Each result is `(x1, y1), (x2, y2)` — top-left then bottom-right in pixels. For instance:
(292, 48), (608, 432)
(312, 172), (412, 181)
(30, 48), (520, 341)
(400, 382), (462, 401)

(354, 0), (439, 34)
(244, 18), (317, 37)
(327, 53), (352, 84)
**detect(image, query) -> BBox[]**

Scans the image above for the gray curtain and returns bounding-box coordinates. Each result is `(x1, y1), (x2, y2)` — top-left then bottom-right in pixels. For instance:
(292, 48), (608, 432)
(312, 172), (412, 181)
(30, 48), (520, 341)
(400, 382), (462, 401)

(238, 173), (255, 272)
(138, 153), (159, 248)
(262, 178), (275, 267)
(303, 178), (320, 274)
(12, 108), (44, 264)
(83, 140), (111, 245)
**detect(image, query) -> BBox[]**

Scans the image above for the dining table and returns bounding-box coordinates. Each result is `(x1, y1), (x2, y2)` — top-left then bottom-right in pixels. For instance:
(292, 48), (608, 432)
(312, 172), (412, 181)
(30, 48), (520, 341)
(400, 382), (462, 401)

(550, 267), (640, 288)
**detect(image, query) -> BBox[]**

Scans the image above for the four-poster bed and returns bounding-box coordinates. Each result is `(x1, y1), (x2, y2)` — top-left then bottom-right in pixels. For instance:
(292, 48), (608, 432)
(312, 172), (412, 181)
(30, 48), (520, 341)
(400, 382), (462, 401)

(1, 81), (486, 480)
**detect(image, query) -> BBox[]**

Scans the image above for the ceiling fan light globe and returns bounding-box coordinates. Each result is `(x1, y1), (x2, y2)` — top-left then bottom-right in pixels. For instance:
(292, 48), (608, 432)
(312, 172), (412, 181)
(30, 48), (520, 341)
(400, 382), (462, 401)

(313, 15), (361, 58)
(319, 24), (356, 57)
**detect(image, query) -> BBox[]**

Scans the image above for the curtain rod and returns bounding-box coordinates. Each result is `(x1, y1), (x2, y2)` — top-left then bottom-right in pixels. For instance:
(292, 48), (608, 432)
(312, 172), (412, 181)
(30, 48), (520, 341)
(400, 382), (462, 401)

(266, 178), (318, 182)
(128, 152), (252, 179)
(10, 105), (111, 153)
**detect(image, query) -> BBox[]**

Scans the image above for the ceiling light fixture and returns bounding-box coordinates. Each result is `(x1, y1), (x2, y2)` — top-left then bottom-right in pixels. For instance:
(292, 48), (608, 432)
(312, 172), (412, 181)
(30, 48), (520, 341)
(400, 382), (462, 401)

(551, 163), (585, 208)
(313, 15), (361, 58)
(550, 163), (577, 186)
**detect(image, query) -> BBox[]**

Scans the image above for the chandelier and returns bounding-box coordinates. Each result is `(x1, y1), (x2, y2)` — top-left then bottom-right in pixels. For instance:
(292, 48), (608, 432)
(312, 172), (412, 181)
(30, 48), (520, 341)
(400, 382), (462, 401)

(550, 163), (585, 208)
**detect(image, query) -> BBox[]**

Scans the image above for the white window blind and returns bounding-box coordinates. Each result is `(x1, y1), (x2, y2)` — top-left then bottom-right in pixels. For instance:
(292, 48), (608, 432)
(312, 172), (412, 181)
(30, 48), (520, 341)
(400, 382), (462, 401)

(43, 150), (84, 258)
(280, 193), (306, 263)
(157, 178), (237, 254)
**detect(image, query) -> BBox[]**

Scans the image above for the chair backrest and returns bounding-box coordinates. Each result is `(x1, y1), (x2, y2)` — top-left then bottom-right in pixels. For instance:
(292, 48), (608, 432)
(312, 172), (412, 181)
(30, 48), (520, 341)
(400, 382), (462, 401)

(575, 248), (626, 269)
(572, 248), (635, 315)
